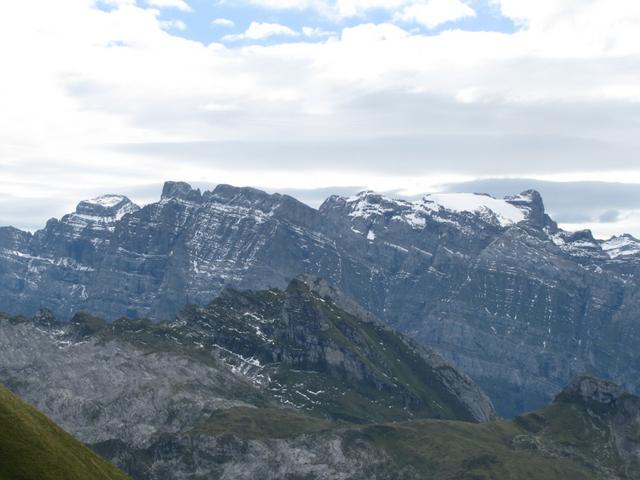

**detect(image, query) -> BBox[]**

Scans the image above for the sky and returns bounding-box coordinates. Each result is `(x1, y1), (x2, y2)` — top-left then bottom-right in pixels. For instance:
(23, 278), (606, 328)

(1, 0), (640, 237)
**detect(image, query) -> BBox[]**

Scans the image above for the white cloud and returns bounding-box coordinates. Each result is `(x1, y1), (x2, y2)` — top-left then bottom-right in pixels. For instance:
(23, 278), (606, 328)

(394, 0), (475, 29)
(212, 17), (235, 27)
(160, 19), (187, 30)
(145, 0), (192, 11)
(492, 0), (640, 56)
(222, 21), (299, 41)
(246, 0), (472, 21)
(302, 26), (334, 38)
(98, 0), (137, 6)
(245, 0), (318, 10)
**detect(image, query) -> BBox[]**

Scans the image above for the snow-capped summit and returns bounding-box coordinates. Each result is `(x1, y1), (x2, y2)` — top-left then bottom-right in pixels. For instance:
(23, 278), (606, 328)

(85, 195), (128, 208)
(61, 195), (140, 236)
(601, 234), (640, 259)
(161, 181), (202, 203)
(76, 195), (139, 220)
(334, 189), (534, 230)
(421, 192), (525, 227)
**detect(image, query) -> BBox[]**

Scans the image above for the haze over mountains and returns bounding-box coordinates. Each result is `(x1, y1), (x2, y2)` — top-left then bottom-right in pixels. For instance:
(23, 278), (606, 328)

(2, 181), (640, 418)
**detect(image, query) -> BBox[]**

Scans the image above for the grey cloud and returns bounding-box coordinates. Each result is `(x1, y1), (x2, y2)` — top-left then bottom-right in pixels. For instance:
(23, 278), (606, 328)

(112, 134), (633, 177)
(106, 88), (640, 177)
(0, 195), (71, 231)
(599, 210), (621, 223)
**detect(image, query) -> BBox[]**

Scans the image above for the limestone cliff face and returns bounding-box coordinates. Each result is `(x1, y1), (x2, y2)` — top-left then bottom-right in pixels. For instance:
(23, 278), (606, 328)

(2, 182), (640, 416)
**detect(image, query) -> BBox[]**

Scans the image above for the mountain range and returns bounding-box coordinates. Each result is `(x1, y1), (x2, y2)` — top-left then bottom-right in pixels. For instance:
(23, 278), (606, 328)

(2, 182), (640, 417)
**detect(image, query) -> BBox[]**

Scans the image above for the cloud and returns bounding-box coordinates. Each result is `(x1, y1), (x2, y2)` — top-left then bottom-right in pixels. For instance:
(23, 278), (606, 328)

(244, 0), (319, 11)
(159, 19), (187, 30)
(97, 0), (137, 6)
(599, 210), (620, 223)
(3, 0), (640, 237)
(212, 17), (235, 27)
(222, 21), (299, 41)
(245, 0), (474, 23)
(302, 26), (334, 38)
(393, 0), (475, 28)
(145, 0), (192, 11)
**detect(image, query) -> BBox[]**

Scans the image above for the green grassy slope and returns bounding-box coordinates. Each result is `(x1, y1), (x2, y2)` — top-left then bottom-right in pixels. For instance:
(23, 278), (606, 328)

(0, 384), (129, 480)
(353, 419), (599, 479)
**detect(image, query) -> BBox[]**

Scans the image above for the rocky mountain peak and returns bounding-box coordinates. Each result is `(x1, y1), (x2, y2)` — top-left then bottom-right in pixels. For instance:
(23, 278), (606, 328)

(320, 190), (396, 214)
(211, 184), (273, 203)
(76, 195), (139, 219)
(505, 189), (549, 228)
(0, 226), (31, 250)
(559, 375), (626, 405)
(161, 181), (202, 202)
(209, 184), (283, 213)
(566, 229), (597, 244)
(322, 189), (534, 229)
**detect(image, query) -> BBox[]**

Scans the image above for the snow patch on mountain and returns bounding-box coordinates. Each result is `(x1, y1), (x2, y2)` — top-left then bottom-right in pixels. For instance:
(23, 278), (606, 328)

(601, 234), (640, 259)
(422, 193), (526, 227)
(62, 195), (141, 236)
(85, 195), (129, 209)
(550, 230), (607, 259)
(345, 190), (526, 229)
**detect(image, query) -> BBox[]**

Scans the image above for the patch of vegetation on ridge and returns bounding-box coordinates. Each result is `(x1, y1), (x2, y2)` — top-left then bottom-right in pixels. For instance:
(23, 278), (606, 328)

(192, 406), (334, 439)
(351, 419), (599, 480)
(313, 294), (476, 422)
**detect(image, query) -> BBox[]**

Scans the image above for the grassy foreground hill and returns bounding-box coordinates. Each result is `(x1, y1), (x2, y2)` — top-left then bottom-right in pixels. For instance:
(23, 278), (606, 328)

(0, 384), (129, 480)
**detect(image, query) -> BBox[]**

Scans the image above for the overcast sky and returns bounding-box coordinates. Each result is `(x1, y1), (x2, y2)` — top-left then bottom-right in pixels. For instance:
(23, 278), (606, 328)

(2, 0), (640, 237)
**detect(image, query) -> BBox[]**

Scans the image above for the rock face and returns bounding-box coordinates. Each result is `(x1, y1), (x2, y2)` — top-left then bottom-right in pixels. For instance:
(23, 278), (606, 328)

(2, 182), (640, 416)
(562, 375), (626, 405)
